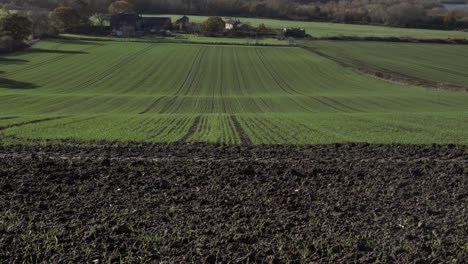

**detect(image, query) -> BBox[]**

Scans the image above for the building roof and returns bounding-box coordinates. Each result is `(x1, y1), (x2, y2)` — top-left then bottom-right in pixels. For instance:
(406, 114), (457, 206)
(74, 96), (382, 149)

(111, 14), (172, 32)
(226, 19), (241, 25)
(140, 17), (171, 24)
(110, 13), (141, 26)
(176, 15), (189, 24)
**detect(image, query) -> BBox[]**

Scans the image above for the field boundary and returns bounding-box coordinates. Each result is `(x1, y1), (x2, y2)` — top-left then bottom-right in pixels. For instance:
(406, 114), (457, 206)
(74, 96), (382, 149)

(301, 46), (468, 92)
(54, 35), (291, 47)
(315, 36), (468, 45)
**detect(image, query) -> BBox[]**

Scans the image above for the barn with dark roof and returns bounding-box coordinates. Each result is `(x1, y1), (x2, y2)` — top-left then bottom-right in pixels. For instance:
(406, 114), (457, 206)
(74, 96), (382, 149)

(110, 14), (171, 36)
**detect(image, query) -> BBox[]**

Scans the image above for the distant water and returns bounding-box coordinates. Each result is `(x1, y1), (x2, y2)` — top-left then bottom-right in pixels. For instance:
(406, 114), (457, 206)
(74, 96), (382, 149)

(442, 3), (468, 9)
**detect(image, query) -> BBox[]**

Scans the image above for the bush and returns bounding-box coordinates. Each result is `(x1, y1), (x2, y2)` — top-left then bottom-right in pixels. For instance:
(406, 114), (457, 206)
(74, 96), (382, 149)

(202, 17), (225, 33)
(0, 35), (14, 52)
(0, 14), (32, 43)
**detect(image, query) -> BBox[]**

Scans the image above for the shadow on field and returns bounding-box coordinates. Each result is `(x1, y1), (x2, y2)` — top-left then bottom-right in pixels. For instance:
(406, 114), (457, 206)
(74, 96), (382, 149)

(0, 77), (38, 89)
(0, 57), (29, 64)
(29, 49), (88, 55)
(47, 39), (105, 46)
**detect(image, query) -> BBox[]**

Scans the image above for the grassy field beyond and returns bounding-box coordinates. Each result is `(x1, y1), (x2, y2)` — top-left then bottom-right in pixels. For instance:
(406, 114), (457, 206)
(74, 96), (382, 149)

(1, 40), (468, 144)
(154, 14), (468, 39)
(305, 41), (468, 88)
(60, 33), (287, 46)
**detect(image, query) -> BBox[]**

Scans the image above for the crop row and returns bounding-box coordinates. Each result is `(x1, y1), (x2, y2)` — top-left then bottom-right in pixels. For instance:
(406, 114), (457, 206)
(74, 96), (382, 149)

(306, 41), (468, 88)
(1, 112), (468, 145)
(2, 40), (468, 144)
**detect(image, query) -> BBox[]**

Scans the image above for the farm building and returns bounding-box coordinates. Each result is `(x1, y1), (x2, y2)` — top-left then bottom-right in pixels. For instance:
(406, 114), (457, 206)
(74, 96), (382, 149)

(283, 28), (307, 38)
(175, 15), (190, 28)
(110, 14), (171, 36)
(225, 19), (250, 31)
(225, 19), (240, 30)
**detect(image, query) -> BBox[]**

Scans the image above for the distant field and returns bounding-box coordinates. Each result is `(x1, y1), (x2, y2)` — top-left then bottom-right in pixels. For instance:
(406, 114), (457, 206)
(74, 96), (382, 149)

(154, 14), (468, 39)
(60, 33), (287, 46)
(1, 40), (468, 144)
(305, 41), (468, 88)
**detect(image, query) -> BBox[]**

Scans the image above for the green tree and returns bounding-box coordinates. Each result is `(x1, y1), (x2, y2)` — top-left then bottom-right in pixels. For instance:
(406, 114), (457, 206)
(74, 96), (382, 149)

(202, 16), (225, 33)
(257, 23), (267, 32)
(0, 14), (32, 43)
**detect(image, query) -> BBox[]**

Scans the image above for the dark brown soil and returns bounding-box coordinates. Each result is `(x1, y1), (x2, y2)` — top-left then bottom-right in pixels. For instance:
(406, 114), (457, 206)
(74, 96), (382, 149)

(1, 143), (467, 263)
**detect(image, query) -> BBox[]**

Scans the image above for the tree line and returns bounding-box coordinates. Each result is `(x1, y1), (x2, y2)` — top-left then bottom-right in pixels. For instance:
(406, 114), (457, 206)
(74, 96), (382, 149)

(1, 0), (468, 51)
(2, 0), (468, 30)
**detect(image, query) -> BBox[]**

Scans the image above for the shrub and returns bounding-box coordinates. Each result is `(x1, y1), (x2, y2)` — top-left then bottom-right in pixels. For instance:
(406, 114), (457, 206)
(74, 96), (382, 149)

(0, 14), (32, 43)
(202, 17), (225, 33)
(0, 35), (14, 52)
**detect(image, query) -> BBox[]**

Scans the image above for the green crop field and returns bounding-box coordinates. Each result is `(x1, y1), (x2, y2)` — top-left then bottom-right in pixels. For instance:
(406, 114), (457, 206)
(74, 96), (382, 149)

(1, 39), (468, 145)
(154, 14), (468, 39)
(60, 33), (287, 46)
(305, 41), (468, 88)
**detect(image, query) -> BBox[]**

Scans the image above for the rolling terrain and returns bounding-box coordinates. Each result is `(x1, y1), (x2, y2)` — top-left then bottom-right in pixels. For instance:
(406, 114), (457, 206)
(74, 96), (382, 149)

(305, 41), (468, 88)
(1, 39), (468, 144)
(2, 17), (468, 263)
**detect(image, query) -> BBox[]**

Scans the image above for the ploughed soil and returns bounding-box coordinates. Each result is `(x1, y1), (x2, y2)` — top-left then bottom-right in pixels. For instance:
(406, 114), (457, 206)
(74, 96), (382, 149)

(0, 143), (467, 263)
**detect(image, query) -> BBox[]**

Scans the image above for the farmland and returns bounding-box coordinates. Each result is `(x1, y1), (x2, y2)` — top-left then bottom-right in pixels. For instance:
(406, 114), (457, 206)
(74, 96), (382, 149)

(154, 14), (468, 39)
(2, 16), (468, 263)
(306, 41), (468, 88)
(60, 33), (288, 46)
(2, 143), (467, 262)
(2, 39), (468, 144)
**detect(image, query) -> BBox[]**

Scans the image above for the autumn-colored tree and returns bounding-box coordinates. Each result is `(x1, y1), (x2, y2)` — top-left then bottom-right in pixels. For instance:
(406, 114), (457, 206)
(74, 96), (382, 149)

(109, 0), (134, 14)
(49, 6), (80, 33)
(60, 0), (91, 23)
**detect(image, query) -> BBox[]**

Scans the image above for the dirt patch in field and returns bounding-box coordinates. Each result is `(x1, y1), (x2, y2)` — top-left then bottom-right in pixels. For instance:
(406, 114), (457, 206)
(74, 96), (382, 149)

(0, 143), (467, 263)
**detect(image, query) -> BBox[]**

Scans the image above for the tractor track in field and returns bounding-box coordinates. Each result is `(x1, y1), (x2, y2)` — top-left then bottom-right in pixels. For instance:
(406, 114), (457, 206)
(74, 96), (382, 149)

(140, 96), (167, 114)
(0, 117), (64, 131)
(219, 49), (227, 113)
(255, 49), (326, 113)
(309, 96), (347, 112)
(230, 115), (252, 146)
(320, 96), (362, 112)
(122, 48), (174, 94)
(159, 48), (207, 114)
(255, 117), (291, 143)
(0, 143), (467, 263)
(177, 116), (201, 143)
(0, 116), (17, 121)
(17, 116), (101, 132)
(255, 49), (297, 96)
(70, 45), (155, 92)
